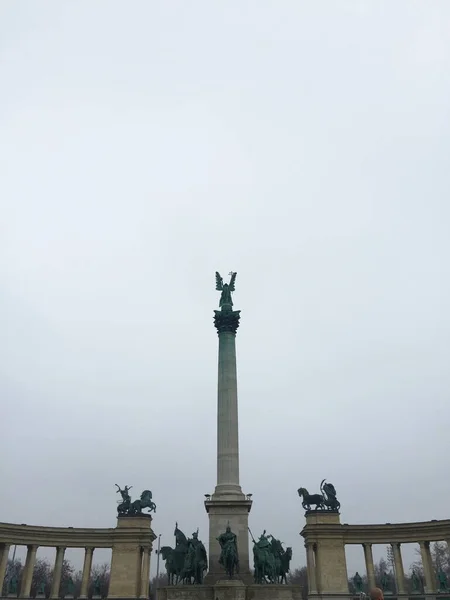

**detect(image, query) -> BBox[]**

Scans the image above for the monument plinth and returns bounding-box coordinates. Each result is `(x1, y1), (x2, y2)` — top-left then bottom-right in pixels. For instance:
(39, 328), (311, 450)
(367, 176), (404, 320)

(108, 515), (156, 600)
(204, 273), (253, 584)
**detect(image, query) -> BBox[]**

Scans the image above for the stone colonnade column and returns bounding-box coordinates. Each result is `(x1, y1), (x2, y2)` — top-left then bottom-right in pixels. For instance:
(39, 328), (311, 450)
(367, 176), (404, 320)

(419, 541), (435, 594)
(20, 544), (38, 598)
(79, 547), (94, 599)
(0, 544), (11, 594)
(392, 542), (405, 594)
(363, 543), (376, 590)
(50, 546), (66, 599)
(306, 543), (318, 594)
(139, 546), (151, 599)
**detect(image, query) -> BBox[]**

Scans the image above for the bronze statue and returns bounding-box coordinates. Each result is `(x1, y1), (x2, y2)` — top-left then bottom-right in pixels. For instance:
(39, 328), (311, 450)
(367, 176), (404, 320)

(8, 575), (18, 595)
(115, 484), (132, 515)
(217, 524), (239, 578)
(353, 572), (363, 593)
(411, 569), (421, 592)
(94, 577), (101, 597)
(161, 523), (207, 585)
(250, 529), (292, 584)
(215, 272), (237, 310)
(184, 529), (208, 584)
(381, 571), (390, 592)
(320, 480), (341, 511)
(297, 487), (325, 511)
(438, 570), (448, 592)
(115, 486), (156, 515)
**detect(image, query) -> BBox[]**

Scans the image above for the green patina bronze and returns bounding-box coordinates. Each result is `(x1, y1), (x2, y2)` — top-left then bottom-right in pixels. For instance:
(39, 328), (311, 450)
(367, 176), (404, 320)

(8, 575), (18, 595)
(215, 271), (237, 310)
(160, 523), (207, 585)
(37, 581), (46, 596)
(381, 571), (391, 592)
(250, 529), (292, 584)
(214, 271), (241, 335)
(297, 479), (341, 512)
(438, 570), (449, 592)
(94, 576), (101, 597)
(353, 572), (363, 593)
(411, 569), (422, 592)
(115, 485), (156, 515)
(217, 524), (239, 579)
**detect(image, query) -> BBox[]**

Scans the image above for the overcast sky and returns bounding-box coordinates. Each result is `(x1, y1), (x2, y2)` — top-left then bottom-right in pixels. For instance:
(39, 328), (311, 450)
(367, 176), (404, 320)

(1, 0), (450, 579)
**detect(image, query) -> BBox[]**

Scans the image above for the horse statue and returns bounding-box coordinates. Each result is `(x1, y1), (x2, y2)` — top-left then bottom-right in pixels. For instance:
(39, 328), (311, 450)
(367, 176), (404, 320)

(128, 490), (156, 514)
(160, 546), (180, 585)
(250, 530), (277, 584)
(297, 487), (325, 511)
(320, 479), (340, 511)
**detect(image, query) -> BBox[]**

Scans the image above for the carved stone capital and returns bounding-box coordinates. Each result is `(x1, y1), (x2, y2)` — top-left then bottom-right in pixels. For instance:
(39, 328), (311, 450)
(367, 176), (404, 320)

(214, 310), (241, 335)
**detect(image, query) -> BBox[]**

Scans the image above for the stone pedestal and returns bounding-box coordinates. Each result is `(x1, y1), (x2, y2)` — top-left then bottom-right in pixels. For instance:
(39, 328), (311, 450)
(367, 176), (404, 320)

(158, 583), (303, 600)
(301, 510), (349, 600)
(204, 497), (252, 584)
(108, 515), (156, 600)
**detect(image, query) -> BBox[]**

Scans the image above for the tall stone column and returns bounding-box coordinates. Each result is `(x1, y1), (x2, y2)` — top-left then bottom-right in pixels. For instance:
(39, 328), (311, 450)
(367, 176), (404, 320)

(204, 275), (252, 584)
(79, 547), (94, 599)
(363, 543), (376, 590)
(0, 544), (10, 594)
(419, 541), (435, 594)
(392, 543), (405, 594)
(20, 545), (38, 598)
(51, 546), (66, 599)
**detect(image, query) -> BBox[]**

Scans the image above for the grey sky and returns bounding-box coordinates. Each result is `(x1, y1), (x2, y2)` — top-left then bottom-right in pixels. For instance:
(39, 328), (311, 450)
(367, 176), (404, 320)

(1, 0), (450, 577)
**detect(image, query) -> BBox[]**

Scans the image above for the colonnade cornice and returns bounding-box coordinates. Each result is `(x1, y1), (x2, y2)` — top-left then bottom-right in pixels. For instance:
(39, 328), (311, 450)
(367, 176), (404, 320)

(0, 521), (156, 548)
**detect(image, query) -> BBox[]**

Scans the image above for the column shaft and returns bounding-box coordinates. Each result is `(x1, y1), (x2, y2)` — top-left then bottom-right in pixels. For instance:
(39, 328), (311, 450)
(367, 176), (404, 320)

(392, 543), (405, 594)
(363, 543), (376, 590)
(215, 330), (241, 495)
(0, 544), (11, 595)
(419, 542), (435, 594)
(51, 546), (66, 599)
(139, 546), (151, 599)
(20, 545), (38, 598)
(306, 543), (318, 594)
(79, 548), (94, 599)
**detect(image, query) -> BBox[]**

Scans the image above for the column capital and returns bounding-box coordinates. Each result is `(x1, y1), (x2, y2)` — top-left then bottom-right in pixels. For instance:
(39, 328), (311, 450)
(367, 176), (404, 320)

(214, 309), (240, 335)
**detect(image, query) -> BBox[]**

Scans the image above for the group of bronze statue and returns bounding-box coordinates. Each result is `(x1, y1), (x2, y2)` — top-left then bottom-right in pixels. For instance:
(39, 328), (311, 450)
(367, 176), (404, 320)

(114, 479), (339, 585)
(158, 523), (292, 586)
(115, 485), (156, 515)
(297, 479), (340, 512)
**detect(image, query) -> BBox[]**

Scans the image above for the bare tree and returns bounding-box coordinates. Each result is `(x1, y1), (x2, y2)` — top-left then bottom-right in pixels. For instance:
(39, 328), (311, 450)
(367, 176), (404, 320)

(149, 573), (168, 600)
(287, 566), (308, 600)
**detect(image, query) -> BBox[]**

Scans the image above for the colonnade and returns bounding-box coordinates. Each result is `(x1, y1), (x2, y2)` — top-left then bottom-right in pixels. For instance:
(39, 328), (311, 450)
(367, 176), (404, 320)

(0, 516), (156, 599)
(302, 513), (450, 599)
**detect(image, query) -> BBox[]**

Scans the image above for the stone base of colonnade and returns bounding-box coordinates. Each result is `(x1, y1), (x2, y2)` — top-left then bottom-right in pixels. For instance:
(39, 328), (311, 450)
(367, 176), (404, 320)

(158, 582), (303, 600)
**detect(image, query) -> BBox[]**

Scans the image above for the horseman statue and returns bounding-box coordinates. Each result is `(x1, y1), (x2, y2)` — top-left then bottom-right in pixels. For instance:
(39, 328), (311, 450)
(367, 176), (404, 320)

(217, 524), (239, 578)
(250, 529), (292, 584)
(184, 529), (208, 584)
(160, 523), (207, 585)
(115, 485), (156, 516)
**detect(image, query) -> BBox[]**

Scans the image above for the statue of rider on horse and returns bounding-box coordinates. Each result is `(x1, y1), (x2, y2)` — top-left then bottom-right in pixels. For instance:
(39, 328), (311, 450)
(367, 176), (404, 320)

(115, 485), (156, 516)
(160, 523), (208, 585)
(217, 524), (239, 579)
(297, 479), (340, 512)
(250, 529), (292, 584)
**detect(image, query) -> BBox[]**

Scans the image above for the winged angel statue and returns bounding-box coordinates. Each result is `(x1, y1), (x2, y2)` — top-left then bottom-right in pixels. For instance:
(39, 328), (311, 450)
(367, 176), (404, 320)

(215, 271), (237, 310)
